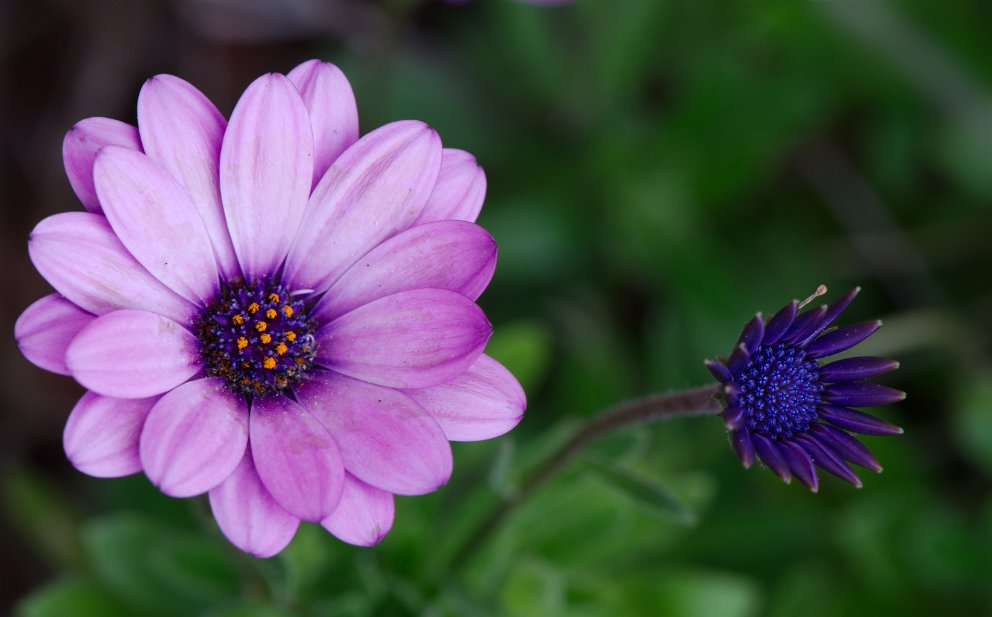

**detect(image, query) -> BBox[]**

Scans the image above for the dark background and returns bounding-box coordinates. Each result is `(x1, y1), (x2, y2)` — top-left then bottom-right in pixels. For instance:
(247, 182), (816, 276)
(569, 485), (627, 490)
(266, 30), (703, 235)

(2, 1), (991, 615)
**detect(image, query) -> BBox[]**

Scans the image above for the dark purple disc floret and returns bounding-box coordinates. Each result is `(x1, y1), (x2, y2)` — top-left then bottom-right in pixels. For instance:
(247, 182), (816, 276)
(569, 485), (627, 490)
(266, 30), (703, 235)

(705, 287), (904, 491)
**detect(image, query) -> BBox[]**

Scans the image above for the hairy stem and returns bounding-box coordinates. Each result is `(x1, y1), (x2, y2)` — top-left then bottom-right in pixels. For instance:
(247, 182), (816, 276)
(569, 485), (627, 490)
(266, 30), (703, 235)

(447, 383), (723, 572)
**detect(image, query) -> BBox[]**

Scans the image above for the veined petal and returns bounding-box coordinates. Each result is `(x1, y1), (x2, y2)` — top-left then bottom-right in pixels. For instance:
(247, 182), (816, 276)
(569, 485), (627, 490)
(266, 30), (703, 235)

(28, 212), (196, 324)
(65, 310), (200, 399)
(137, 74), (240, 279)
(317, 289), (492, 389)
(250, 395), (344, 521)
(811, 424), (883, 472)
(220, 73), (313, 280)
(297, 372), (453, 495)
(796, 434), (862, 488)
(781, 440), (818, 492)
(751, 433), (791, 484)
(313, 220), (497, 323)
(15, 294), (94, 375)
(287, 60), (359, 188)
(283, 120), (443, 292)
(783, 305), (826, 345)
(63, 118), (142, 213)
(736, 314), (765, 355)
(63, 392), (157, 478)
(416, 149), (486, 224)
(762, 300), (797, 346)
(94, 146), (220, 305)
(819, 356), (900, 382)
(730, 429), (755, 469)
(727, 343), (749, 376)
(806, 321), (882, 359)
(796, 287), (860, 346)
(818, 404), (903, 436)
(321, 474), (395, 547)
(139, 378), (248, 497)
(401, 354), (525, 442)
(704, 359), (732, 384)
(824, 382), (906, 407)
(209, 448), (300, 558)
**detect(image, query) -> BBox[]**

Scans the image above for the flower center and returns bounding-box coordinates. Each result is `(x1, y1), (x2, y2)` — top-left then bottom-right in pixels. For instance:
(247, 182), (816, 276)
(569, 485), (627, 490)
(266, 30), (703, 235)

(733, 344), (822, 440)
(193, 278), (316, 397)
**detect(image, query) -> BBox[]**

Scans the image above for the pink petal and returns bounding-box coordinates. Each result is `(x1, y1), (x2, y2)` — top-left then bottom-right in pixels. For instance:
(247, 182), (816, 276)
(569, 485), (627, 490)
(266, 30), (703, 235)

(316, 289), (492, 389)
(63, 118), (142, 213)
(287, 60), (359, 189)
(313, 220), (497, 323)
(139, 378), (248, 497)
(220, 73), (313, 280)
(282, 120), (443, 293)
(250, 395), (344, 521)
(15, 294), (95, 376)
(137, 74), (240, 280)
(297, 372), (453, 495)
(94, 147), (220, 305)
(416, 149), (486, 224)
(28, 212), (196, 324)
(63, 392), (157, 478)
(402, 354), (525, 441)
(209, 448), (300, 558)
(321, 474), (394, 546)
(65, 310), (200, 399)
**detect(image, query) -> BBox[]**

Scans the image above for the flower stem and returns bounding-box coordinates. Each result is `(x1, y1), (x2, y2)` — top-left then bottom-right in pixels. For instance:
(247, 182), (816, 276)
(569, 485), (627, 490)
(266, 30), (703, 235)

(446, 383), (723, 572)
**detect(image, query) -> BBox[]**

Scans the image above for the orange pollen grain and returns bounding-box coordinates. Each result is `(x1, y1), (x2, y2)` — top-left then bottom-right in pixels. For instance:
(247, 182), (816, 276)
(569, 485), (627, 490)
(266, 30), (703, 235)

(259, 333), (272, 344)
(285, 331), (297, 342)
(268, 293), (280, 303)
(232, 315), (244, 325)
(265, 308), (277, 320)
(262, 357), (276, 369)
(283, 305), (294, 317)
(255, 321), (268, 332)
(236, 337), (248, 350)
(247, 302), (260, 314)
(275, 343), (288, 355)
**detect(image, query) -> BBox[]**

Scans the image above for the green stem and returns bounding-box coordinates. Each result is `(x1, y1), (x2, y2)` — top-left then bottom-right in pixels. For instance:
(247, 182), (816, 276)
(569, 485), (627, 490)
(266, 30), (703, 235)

(446, 383), (723, 572)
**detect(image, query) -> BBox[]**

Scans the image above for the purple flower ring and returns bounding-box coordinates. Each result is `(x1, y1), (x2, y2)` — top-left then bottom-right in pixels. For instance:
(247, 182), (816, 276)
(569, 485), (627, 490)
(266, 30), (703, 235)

(15, 60), (525, 556)
(706, 287), (904, 491)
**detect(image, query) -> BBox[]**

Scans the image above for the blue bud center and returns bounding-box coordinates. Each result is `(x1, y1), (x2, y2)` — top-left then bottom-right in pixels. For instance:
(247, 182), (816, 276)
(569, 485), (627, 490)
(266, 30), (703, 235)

(733, 344), (822, 440)
(193, 278), (317, 397)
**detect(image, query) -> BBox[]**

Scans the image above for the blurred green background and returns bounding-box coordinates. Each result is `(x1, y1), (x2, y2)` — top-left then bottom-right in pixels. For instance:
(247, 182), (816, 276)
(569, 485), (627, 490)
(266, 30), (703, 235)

(2, 0), (991, 615)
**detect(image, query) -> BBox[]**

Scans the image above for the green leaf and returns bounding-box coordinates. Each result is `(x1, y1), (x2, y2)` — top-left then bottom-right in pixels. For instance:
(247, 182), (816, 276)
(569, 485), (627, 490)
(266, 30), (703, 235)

(82, 514), (239, 616)
(16, 579), (130, 617)
(583, 456), (696, 525)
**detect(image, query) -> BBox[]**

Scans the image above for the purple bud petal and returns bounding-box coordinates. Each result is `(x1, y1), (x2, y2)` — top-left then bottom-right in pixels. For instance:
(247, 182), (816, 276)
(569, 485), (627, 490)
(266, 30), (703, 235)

(723, 405), (744, 430)
(824, 382), (906, 407)
(811, 424), (882, 472)
(780, 440), (819, 492)
(751, 434), (791, 484)
(796, 434), (862, 488)
(819, 356), (900, 382)
(705, 359), (732, 383)
(818, 404), (903, 436)
(784, 305), (827, 345)
(806, 321), (882, 359)
(762, 300), (797, 346)
(727, 343), (750, 376)
(779, 305), (821, 344)
(730, 429), (755, 469)
(796, 287), (860, 346)
(736, 314), (765, 355)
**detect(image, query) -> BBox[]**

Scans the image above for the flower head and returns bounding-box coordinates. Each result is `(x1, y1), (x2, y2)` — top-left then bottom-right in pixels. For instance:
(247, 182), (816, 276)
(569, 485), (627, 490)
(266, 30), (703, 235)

(706, 286), (904, 491)
(15, 60), (525, 556)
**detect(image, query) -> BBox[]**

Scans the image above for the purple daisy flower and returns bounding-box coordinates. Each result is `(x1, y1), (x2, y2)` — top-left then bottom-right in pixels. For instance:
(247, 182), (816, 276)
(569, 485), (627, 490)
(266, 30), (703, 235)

(706, 287), (904, 492)
(15, 60), (525, 556)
